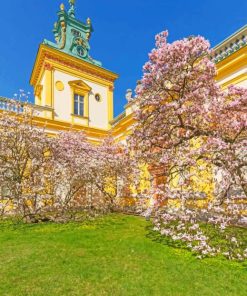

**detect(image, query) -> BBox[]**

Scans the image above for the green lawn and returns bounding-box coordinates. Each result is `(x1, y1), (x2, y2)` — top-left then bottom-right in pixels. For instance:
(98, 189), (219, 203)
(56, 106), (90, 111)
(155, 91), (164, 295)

(0, 214), (246, 296)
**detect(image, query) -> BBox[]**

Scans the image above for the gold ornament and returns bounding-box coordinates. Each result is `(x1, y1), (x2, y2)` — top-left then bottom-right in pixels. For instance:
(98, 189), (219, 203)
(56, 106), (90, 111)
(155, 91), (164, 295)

(60, 3), (65, 11)
(59, 21), (67, 49)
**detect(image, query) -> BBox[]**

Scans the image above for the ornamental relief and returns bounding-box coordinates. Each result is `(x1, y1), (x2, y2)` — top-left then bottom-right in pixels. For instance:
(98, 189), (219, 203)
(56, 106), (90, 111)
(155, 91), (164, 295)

(55, 21), (67, 50)
(55, 81), (64, 91)
(70, 36), (89, 59)
(31, 50), (117, 86)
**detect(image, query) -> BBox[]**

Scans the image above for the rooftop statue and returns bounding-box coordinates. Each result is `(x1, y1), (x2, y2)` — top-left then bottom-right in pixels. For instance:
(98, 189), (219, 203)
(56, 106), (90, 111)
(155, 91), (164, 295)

(125, 89), (133, 103)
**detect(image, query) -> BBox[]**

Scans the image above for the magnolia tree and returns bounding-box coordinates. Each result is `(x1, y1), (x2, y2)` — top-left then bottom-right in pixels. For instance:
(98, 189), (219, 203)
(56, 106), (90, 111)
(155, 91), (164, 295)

(0, 101), (52, 221)
(50, 132), (133, 218)
(0, 100), (133, 222)
(49, 131), (97, 218)
(87, 137), (133, 208)
(130, 31), (247, 260)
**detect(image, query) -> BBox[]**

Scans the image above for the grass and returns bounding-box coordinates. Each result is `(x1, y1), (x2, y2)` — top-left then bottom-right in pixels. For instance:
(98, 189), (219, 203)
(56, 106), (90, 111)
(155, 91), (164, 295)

(0, 214), (246, 296)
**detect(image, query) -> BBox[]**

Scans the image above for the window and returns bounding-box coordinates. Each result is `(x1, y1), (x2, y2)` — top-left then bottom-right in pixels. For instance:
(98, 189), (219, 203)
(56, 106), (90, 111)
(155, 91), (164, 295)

(71, 29), (81, 37)
(69, 80), (91, 122)
(74, 94), (84, 116)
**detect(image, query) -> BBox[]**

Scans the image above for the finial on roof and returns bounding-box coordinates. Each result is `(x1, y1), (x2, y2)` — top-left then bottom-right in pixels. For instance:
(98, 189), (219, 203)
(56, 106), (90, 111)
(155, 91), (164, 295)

(87, 17), (91, 25)
(60, 3), (65, 11)
(69, 0), (75, 6)
(68, 0), (75, 17)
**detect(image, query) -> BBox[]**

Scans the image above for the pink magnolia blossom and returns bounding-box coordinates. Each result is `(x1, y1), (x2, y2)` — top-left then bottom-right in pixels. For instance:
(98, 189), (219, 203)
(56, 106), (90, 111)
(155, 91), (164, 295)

(130, 30), (247, 260)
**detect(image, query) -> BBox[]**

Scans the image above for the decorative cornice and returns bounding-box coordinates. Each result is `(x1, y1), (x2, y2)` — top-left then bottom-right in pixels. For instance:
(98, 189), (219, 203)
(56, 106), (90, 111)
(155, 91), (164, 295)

(30, 44), (119, 86)
(44, 63), (54, 71)
(212, 25), (247, 64)
(68, 79), (92, 91)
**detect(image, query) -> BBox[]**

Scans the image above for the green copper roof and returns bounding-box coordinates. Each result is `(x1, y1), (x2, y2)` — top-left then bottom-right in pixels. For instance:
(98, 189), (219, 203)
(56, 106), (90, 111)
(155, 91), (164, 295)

(43, 0), (102, 67)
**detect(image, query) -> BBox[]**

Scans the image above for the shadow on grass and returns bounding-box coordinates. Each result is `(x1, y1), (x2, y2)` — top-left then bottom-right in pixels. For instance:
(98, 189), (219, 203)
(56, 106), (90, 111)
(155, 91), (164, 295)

(145, 223), (247, 268)
(145, 224), (190, 251)
(0, 213), (129, 234)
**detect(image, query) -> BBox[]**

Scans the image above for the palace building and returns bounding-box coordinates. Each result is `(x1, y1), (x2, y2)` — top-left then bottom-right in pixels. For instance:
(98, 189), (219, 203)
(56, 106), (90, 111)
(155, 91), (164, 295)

(0, 0), (247, 143)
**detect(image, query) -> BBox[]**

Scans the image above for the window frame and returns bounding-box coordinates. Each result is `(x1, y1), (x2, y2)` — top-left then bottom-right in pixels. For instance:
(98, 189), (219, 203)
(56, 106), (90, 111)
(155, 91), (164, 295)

(69, 80), (92, 122)
(74, 93), (85, 117)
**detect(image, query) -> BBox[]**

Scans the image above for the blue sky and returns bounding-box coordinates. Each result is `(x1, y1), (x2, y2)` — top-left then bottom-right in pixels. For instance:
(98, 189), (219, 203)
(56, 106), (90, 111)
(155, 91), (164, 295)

(0, 0), (247, 116)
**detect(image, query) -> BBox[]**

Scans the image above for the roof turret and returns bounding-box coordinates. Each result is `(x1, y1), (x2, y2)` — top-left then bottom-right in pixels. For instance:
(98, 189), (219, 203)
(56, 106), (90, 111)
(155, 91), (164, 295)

(43, 0), (102, 66)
